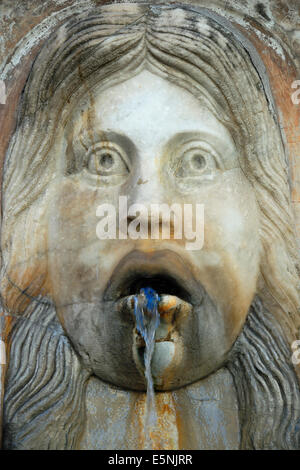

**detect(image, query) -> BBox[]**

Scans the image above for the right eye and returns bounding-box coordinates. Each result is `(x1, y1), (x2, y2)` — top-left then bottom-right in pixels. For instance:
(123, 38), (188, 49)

(87, 142), (129, 177)
(173, 141), (220, 179)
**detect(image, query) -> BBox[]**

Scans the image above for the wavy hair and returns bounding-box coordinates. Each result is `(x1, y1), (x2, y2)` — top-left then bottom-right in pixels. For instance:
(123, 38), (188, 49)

(1, 3), (300, 449)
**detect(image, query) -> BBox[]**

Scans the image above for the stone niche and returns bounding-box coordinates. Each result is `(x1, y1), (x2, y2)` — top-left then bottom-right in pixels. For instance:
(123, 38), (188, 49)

(0, 0), (300, 450)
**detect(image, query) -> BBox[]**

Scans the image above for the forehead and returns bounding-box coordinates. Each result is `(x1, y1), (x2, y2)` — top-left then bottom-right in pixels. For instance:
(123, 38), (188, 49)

(72, 70), (235, 151)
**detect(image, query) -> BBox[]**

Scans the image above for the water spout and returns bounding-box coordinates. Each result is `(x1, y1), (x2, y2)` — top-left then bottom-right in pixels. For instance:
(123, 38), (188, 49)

(133, 287), (160, 446)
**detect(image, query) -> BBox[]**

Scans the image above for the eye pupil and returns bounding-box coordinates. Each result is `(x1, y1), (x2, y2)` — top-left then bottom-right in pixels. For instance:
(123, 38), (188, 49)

(99, 153), (114, 169)
(192, 154), (206, 170)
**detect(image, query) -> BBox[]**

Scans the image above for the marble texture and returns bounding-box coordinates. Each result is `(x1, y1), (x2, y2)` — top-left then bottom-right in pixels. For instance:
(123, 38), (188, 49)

(0, 1), (300, 450)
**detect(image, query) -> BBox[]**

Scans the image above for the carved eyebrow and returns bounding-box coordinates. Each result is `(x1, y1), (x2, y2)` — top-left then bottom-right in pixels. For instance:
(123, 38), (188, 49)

(66, 130), (136, 175)
(76, 129), (137, 157)
(165, 131), (239, 171)
(166, 131), (237, 155)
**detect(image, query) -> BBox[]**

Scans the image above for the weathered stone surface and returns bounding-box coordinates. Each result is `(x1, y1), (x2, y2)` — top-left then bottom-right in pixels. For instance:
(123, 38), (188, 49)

(0, 1), (300, 450)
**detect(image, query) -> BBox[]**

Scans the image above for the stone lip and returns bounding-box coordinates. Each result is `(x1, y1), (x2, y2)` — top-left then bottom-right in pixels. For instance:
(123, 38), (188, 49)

(123, 293), (192, 342)
(103, 249), (202, 306)
(121, 293), (192, 386)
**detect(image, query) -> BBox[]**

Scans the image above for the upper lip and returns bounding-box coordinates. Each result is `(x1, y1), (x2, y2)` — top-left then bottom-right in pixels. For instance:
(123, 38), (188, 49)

(103, 249), (201, 304)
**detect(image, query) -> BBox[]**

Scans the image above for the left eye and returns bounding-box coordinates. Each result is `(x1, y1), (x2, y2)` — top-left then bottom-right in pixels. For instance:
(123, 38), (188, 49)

(174, 143), (219, 178)
(87, 143), (129, 176)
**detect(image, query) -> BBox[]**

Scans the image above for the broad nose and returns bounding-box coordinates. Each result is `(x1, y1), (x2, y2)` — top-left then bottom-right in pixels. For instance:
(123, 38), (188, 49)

(125, 175), (179, 240)
(120, 154), (181, 239)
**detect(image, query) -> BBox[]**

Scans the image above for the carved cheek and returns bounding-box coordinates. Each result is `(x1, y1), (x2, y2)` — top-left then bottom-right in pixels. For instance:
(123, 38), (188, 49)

(188, 193), (261, 338)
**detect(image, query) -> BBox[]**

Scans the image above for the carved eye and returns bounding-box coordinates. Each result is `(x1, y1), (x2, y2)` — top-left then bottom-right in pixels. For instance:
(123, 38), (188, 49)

(87, 143), (129, 176)
(174, 142), (218, 178)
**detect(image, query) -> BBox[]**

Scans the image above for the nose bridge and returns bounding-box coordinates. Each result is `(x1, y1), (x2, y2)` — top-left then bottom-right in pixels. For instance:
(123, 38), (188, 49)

(124, 159), (178, 237)
(127, 157), (164, 209)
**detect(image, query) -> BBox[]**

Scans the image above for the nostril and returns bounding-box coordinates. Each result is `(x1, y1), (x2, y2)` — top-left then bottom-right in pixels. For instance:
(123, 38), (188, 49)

(126, 215), (151, 237)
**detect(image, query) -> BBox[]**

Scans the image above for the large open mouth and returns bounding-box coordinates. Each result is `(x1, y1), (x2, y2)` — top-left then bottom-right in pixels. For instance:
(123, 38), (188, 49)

(103, 249), (200, 305)
(116, 272), (191, 303)
(103, 250), (196, 367)
(101, 250), (199, 386)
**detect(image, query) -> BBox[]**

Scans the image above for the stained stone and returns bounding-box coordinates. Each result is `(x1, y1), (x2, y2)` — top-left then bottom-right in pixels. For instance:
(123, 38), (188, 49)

(0, 1), (300, 450)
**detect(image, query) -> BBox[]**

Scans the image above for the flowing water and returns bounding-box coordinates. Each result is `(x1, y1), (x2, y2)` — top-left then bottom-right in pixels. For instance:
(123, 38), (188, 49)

(133, 287), (160, 446)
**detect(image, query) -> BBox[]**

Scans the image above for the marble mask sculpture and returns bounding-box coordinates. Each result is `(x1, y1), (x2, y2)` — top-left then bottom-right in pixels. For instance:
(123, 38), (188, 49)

(1, 3), (300, 450)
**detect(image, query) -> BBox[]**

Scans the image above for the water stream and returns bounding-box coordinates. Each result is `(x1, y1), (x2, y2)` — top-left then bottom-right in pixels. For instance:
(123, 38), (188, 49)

(133, 287), (160, 446)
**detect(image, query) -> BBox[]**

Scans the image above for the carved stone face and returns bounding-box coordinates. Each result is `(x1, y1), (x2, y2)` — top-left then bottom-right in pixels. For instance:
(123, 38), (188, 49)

(47, 70), (261, 390)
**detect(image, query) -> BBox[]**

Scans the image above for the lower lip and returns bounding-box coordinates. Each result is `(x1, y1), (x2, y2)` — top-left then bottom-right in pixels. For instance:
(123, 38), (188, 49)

(116, 293), (191, 384)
